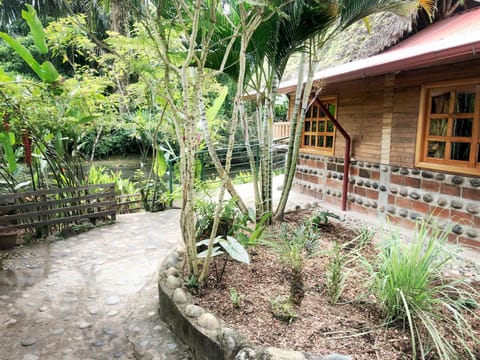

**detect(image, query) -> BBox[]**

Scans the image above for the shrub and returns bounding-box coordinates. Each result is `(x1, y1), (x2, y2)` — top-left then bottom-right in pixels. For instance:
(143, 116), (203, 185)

(265, 221), (318, 305)
(370, 220), (480, 359)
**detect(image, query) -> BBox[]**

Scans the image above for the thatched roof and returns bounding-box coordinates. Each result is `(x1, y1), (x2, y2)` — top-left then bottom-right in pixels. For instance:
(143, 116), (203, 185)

(283, 12), (412, 81)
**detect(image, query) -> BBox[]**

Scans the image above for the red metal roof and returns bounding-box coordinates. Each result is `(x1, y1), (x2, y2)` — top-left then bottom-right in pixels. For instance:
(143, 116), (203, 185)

(278, 8), (480, 93)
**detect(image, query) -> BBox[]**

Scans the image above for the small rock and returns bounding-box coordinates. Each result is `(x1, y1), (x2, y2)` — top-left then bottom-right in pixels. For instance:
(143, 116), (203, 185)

(108, 310), (119, 317)
(466, 204), (479, 214)
(466, 229), (477, 238)
(470, 178), (480, 187)
(87, 307), (99, 315)
(21, 337), (37, 346)
(165, 267), (179, 277)
(399, 209), (408, 218)
(106, 295), (120, 305)
(450, 200), (463, 209)
(78, 321), (92, 329)
(266, 347), (305, 360)
(421, 171), (434, 179)
(185, 304), (204, 318)
(92, 340), (106, 347)
(198, 313), (220, 330)
(113, 351), (123, 358)
(4, 318), (17, 326)
(64, 297), (78, 302)
(50, 328), (64, 335)
(451, 176), (464, 185)
(22, 354), (39, 360)
(173, 288), (188, 304)
(422, 194), (433, 203)
(166, 275), (182, 289)
(437, 198), (448, 207)
(104, 327), (116, 336)
(38, 305), (48, 312)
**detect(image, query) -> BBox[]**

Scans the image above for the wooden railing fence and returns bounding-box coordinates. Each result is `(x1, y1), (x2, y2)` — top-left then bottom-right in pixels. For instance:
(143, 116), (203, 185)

(273, 122), (290, 140)
(0, 183), (117, 237)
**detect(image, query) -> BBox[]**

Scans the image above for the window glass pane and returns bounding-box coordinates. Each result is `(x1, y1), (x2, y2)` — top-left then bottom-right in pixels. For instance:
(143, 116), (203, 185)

(477, 145), (480, 163)
(327, 121), (334, 132)
(453, 118), (473, 137)
(450, 142), (470, 161)
(312, 121), (317, 132)
(429, 118), (447, 136)
(319, 121), (325, 132)
(326, 136), (334, 148)
(318, 136), (324, 147)
(305, 121), (311, 132)
(430, 91), (450, 114)
(312, 106), (318, 118)
(304, 135), (309, 146)
(427, 141), (445, 158)
(311, 136), (316, 146)
(455, 92), (475, 113)
(306, 107), (311, 118)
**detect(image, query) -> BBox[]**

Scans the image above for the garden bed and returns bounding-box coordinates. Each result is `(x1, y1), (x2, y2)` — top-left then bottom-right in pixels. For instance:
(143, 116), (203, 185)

(192, 210), (480, 359)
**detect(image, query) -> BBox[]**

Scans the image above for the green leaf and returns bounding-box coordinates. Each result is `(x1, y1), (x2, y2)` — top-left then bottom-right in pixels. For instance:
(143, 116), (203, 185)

(197, 247), (224, 258)
(78, 115), (100, 124)
(22, 4), (48, 54)
(0, 33), (58, 83)
(154, 150), (167, 178)
(220, 236), (250, 264)
(196, 236), (221, 247)
(40, 61), (59, 83)
(206, 86), (228, 123)
(247, 207), (256, 222)
(0, 66), (12, 82)
(54, 131), (64, 158)
(14, 180), (31, 190)
(0, 132), (17, 172)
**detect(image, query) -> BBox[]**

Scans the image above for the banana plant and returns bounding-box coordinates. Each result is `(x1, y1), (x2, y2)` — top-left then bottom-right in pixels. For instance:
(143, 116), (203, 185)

(0, 4), (59, 83)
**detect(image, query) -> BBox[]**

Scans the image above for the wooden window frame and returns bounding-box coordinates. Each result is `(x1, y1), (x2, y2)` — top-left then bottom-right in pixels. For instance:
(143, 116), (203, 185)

(415, 78), (480, 176)
(300, 97), (337, 156)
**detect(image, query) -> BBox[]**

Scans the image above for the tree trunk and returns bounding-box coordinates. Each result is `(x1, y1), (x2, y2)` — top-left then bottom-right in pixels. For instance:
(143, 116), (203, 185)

(275, 43), (315, 221)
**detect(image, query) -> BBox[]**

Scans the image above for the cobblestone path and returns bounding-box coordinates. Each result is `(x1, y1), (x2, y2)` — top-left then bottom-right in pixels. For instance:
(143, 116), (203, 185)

(0, 210), (192, 360)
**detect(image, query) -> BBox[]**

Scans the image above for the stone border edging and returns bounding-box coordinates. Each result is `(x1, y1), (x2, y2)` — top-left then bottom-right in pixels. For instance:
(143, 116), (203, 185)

(158, 247), (352, 360)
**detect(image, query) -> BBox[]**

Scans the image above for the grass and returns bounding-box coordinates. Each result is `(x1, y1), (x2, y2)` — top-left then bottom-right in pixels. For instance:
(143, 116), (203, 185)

(370, 220), (480, 359)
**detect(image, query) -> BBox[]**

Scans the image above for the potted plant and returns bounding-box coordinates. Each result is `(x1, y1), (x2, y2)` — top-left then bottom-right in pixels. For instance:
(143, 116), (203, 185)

(0, 226), (18, 250)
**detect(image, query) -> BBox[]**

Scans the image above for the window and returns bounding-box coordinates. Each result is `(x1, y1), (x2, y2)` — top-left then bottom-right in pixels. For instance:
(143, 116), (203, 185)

(416, 80), (480, 175)
(301, 98), (337, 155)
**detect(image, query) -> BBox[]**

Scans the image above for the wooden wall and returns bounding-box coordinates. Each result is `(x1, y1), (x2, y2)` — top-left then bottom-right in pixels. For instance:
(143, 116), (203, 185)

(289, 58), (480, 168)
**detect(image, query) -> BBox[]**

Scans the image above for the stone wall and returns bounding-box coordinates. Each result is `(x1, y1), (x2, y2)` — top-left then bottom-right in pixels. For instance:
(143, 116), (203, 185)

(294, 154), (480, 248)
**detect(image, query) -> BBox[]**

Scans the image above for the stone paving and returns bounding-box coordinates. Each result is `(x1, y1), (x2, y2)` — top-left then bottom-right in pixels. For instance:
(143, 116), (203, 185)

(0, 210), (193, 360)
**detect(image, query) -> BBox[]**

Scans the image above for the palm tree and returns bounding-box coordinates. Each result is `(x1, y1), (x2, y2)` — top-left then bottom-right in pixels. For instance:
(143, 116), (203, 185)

(202, 0), (430, 219)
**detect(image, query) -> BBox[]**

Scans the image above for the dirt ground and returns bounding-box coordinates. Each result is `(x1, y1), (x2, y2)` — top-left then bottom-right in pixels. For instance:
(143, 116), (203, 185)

(193, 210), (480, 359)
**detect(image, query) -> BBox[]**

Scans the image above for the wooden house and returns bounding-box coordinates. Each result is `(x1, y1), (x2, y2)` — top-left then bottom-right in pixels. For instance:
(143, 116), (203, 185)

(281, 8), (480, 247)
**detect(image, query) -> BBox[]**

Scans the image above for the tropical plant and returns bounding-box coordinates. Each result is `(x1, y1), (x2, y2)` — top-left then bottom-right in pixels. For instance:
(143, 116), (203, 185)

(234, 209), (271, 247)
(266, 220), (318, 305)
(311, 210), (341, 228)
(229, 287), (244, 308)
(325, 240), (348, 304)
(369, 220), (480, 359)
(196, 235), (250, 285)
(271, 296), (298, 323)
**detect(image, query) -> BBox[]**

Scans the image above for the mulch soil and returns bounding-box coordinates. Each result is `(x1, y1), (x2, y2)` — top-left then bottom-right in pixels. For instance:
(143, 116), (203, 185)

(191, 210), (480, 360)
